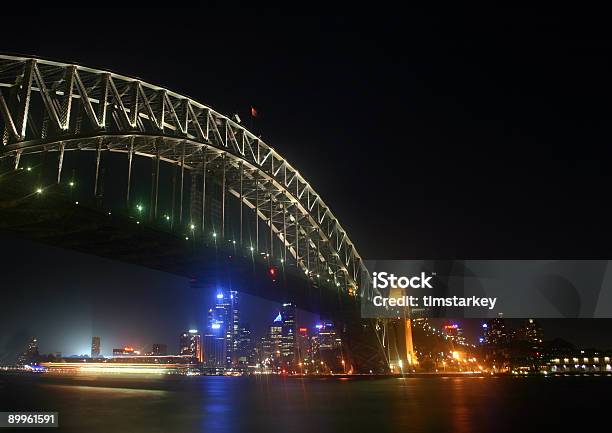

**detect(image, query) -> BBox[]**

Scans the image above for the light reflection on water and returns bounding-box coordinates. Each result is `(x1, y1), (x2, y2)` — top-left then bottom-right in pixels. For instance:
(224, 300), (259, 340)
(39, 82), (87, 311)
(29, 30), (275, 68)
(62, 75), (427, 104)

(41, 383), (168, 395)
(0, 375), (611, 433)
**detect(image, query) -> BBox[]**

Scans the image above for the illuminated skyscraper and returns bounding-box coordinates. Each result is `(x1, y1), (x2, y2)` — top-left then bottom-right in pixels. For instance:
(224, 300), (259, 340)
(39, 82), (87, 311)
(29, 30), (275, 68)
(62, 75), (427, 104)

(180, 330), (203, 363)
(280, 302), (296, 363)
(91, 336), (101, 358)
(269, 312), (283, 360)
(207, 290), (240, 367)
(317, 322), (343, 372)
(228, 291), (239, 365)
(296, 327), (312, 365)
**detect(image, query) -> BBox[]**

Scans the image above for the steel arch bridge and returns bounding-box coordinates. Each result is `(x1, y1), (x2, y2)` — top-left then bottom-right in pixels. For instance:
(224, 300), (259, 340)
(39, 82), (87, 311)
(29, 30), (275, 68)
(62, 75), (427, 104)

(0, 54), (370, 297)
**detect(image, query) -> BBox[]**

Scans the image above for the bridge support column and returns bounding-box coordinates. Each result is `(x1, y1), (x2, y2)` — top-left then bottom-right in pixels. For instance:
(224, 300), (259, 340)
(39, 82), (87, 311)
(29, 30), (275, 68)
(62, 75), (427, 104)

(153, 151), (160, 219)
(239, 161), (243, 245)
(282, 205), (287, 261)
(126, 141), (133, 209)
(221, 155), (226, 239)
(386, 285), (417, 372)
(269, 193), (273, 257)
(179, 143), (185, 224)
(306, 231), (310, 273)
(13, 151), (21, 170)
(170, 164), (176, 230)
(56, 143), (64, 184)
(295, 208), (299, 267)
(201, 154), (207, 239)
(255, 173), (259, 251)
(94, 144), (101, 197)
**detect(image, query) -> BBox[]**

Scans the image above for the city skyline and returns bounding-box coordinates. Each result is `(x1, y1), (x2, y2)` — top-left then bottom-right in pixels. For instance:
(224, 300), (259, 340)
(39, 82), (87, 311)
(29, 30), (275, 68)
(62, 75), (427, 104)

(2, 8), (612, 433)
(2, 11), (612, 365)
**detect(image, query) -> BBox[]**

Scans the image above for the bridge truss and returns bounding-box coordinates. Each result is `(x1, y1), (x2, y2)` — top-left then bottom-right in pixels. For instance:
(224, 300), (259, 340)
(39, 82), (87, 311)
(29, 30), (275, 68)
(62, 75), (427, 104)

(0, 54), (372, 299)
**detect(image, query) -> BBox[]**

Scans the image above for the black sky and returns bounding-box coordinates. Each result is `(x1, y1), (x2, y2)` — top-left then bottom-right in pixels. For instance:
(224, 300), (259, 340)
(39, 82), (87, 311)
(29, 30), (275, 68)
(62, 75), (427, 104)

(1, 8), (612, 357)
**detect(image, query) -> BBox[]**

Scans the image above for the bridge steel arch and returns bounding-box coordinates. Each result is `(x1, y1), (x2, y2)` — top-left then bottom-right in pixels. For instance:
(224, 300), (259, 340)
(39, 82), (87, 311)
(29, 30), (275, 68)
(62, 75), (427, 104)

(0, 54), (371, 299)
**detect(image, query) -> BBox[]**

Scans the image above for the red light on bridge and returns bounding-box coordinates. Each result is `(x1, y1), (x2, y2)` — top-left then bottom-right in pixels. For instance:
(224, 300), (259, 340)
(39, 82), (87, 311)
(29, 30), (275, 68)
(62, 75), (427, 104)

(269, 267), (277, 277)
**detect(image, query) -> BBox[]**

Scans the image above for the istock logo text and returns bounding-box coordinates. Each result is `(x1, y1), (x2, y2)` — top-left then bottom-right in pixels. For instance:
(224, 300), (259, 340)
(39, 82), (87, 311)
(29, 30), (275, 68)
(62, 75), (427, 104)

(372, 272), (434, 289)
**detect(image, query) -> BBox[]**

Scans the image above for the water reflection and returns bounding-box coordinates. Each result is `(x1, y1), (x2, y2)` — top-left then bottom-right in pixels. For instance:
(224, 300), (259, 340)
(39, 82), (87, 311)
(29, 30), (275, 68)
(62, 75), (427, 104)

(0, 375), (610, 433)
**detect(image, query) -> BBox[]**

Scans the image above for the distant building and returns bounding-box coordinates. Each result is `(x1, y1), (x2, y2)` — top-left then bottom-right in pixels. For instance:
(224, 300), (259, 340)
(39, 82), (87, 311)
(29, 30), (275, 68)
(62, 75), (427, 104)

(255, 335), (273, 366)
(236, 324), (252, 365)
(318, 322), (341, 350)
(444, 323), (466, 345)
(269, 319), (283, 360)
(483, 318), (507, 345)
(113, 347), (136, 357)
(91, 336), (101, 358)
(519, 319), (543, 348)
(204, 333), (225, 368)
(280, 303), (296, 363)
(180, 330), (203, 363)
(296, 327), (312, 366)
(151, 344), (167, 356)
(317, 322), (344, 372)
(18, 337), (39, 366)
(228, 291), (240, 365)
(206, 290), (240, 367)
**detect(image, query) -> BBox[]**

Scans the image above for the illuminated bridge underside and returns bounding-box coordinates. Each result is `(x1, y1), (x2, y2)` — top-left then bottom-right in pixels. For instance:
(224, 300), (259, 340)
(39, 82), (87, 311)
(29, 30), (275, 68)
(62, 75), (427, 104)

(0, 54), (367, 295)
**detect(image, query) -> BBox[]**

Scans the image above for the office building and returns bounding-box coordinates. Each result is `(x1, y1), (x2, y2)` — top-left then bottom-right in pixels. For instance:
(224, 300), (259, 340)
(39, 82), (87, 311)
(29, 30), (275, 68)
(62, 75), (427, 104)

(151, 343), (167, 356)
(180, 330), (203, 363)
(91, 336), (101, 358)
(280, 302), (296, 362)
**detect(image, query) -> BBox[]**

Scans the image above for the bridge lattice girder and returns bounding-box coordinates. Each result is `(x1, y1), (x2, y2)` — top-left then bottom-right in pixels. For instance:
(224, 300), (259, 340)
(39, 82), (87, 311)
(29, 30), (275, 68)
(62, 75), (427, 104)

(0, 54), (369, 295)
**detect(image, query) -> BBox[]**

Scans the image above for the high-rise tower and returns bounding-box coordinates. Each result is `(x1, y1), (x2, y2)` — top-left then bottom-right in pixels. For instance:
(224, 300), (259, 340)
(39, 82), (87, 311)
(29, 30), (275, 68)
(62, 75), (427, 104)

(91, 336), (101, 358)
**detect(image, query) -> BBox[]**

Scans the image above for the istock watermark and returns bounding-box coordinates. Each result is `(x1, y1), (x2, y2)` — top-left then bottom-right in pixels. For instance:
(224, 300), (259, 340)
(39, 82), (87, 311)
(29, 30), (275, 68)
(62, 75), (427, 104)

(372, 271), (434, 289)
(361, 260), (612, 319)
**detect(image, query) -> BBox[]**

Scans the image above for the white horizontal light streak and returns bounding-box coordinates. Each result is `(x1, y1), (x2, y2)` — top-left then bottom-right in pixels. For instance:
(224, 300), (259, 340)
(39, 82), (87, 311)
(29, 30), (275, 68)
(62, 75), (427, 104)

(40, 362), (192, 374)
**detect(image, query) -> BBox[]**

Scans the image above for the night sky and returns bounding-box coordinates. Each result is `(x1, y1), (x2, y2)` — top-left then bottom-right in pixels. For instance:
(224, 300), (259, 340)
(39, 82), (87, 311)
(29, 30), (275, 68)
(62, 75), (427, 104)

(1, 9), (612, 360)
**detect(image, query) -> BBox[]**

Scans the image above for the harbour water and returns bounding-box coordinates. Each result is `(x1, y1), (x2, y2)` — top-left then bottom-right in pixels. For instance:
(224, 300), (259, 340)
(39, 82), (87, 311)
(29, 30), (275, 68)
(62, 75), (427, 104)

(0, 374), (609, 433)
